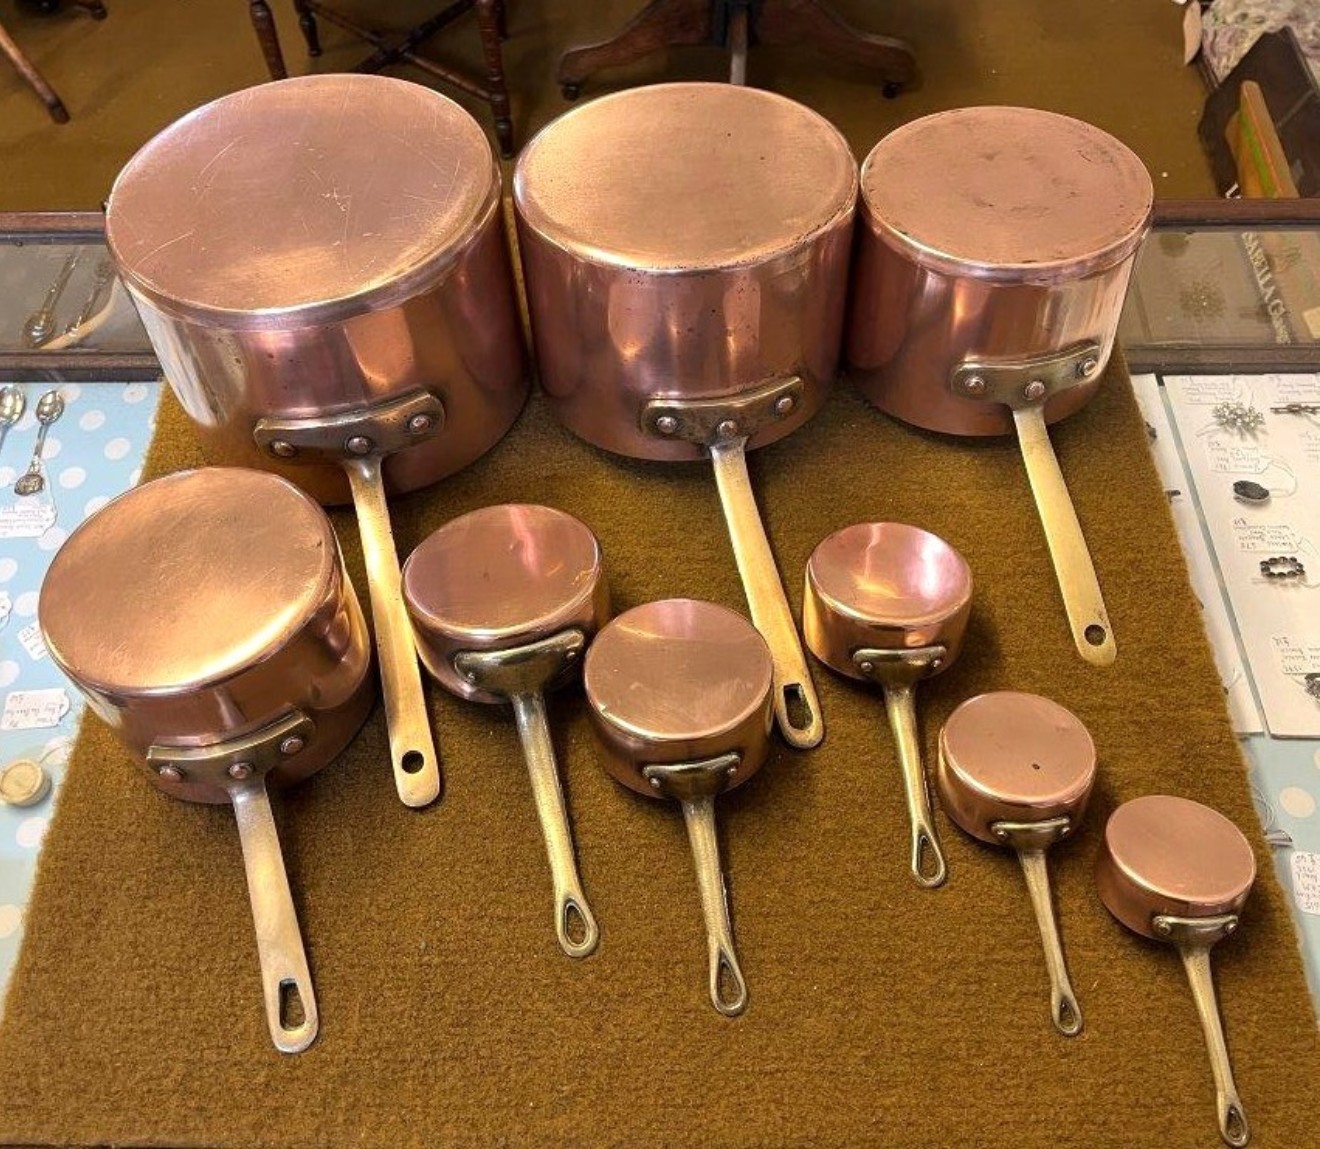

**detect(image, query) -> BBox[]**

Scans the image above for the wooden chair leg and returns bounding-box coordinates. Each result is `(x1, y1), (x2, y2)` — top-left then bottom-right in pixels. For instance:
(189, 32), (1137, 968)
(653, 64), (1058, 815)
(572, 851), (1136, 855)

(294, 0), (322, 56)
(475, 0), (513, 157)
(755, 0), (915, 92)
(557, 0), (714, 99)
(0, 18), (69, 123)
(248, 0), (288, 79)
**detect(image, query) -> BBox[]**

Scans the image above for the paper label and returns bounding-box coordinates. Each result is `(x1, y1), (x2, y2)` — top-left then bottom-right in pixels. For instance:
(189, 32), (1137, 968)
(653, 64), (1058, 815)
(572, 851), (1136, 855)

(0, 501), (56, 539)
(1272, 635), (1320, 676)
(1178, 379), (1242, 405)
(1231, 518), (1302, 553)
(1276, 378), (1320, 404)
(17, 622), (46, 661)
(1206, 441), (1270, 474)
(1291, 852), (1320, 916)
(1302, 431), (1320, 466)
(0, 688), (69, 731)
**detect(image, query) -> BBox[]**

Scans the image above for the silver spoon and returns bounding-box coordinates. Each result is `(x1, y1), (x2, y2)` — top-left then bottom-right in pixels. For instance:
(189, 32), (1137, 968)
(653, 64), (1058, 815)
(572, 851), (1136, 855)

(0, 386), (25, 461)
(15, 390), (65, 496)
(23, 252), (81, 349)
(64, 261), (116, 338)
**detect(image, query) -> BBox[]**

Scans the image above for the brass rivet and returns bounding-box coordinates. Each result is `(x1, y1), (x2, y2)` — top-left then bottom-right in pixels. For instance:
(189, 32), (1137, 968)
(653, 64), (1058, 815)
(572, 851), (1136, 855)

(655, 415), (679, 435)
(774, 395), (795, 417)
(859, 661), (874, 674)
(345, 435), (373, 456)
(648, 777), (662, 790)
(1024, 380), (1047, 402)
(227, 761), (254, 780)
(269, 440), (297, 459)
(407, 414), (434, 434)
(1078, 357), (1099, 378)
(962, 375), (987, 397)
(280, 736), (306, 757)
(157, 764), (184, 783)
(716, 419), (739, 439)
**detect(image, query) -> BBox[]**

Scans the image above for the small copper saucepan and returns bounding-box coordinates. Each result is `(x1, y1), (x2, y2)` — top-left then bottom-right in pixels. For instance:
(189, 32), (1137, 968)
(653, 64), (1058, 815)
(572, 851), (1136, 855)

(803, 523), (972, 887)
(845, 107), (1154, 667)
(1097, 795), (1256, 1148)
(583, 599), (774, 1016)
(39, 468), (375, 1053)
(402, 504), (607, 958)
(514, 82), (859, 751)
(937, 692), (1096, 1036)
(105, 76), (529, 809)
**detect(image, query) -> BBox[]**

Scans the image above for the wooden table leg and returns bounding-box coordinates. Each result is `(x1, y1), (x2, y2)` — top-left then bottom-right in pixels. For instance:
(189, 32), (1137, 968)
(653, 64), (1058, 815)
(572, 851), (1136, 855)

(476, 0), (513, 157)
(0, 18), (69, 123)
(295, 0), (322, 56)
(556, 0), (713, 99)
(249, 0), (288, 79)
(755, 0), (915, 93)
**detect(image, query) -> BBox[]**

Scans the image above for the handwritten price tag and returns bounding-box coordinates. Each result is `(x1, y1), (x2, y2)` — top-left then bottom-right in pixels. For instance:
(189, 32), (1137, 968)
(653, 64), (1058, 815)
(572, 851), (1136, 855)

(1272, 635), (1320, 676)
(17, 622), (46, 661)
(0, 501), (56, 540)
(1179, 379), (1240, 405)
(1291, 852), (1320, 916)
(1231, 518), (1302, 553)
(0, 688), (70, 732)
(1206, 441), (1269, 475)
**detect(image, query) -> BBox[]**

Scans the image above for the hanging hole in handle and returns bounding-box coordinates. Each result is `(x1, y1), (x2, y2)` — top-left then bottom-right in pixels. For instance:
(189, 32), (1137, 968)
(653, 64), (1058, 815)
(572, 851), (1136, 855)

(913, 829), (948, 889)
(400, 750), (425, 774)
(557, 896), (599, 959)
(1084, 624), (1107, 647)
(783, 684), (813, 732)
(1054, 993), (1083, 1037)
(712, 949), (748, 1017)
(1222, 1102), (1249, 1147)
(279, 979), (306, 1031)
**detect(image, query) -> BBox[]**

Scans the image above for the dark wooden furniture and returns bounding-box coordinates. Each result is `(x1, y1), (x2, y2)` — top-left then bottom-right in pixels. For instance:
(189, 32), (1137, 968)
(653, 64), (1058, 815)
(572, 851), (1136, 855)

(0, 0), (106, 123)
(248, 0), (515, 158)
(558, 0), (914, 99)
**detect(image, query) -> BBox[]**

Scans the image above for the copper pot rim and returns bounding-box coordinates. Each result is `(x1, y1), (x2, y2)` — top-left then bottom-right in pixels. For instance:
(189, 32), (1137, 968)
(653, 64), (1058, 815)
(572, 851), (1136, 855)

(512, 82), (858, 277)
(110, 184), (503, 332)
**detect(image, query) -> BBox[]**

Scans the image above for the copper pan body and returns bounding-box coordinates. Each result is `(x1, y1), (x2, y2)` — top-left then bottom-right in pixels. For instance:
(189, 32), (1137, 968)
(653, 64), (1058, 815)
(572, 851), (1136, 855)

(105, 75), (527, 505)
(845, 106), (1153, 437)
(513, 82), (856, 463)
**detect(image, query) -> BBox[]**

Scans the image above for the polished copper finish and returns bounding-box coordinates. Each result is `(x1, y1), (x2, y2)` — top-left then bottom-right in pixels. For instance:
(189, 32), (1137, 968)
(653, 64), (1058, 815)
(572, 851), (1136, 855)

(105, 74), (527, 504)
(583, 598), (773, 1016)
(1097, 795), (1256, 1147)
(937, 692), (1095, 843)
(803, 522), (971, 887)
(39, 467), (374, 1055)
(404, 505), (607, 959)
(403, 504), (608, 703)
(1097, 795), (1255, 939)
(938, 691), (1096, 1036)
(846, 105), (1153, 437)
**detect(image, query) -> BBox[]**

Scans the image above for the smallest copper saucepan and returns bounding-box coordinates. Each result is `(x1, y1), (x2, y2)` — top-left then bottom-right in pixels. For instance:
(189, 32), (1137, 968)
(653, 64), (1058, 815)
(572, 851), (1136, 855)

(403, 505), (608, 958)
(938, 692), (1096, 1036)
(804, 523), (972, 887)
(1097, 795), (1256, 1148)
(40, 468), (375, 1054)
(583, 599), (773, 1016)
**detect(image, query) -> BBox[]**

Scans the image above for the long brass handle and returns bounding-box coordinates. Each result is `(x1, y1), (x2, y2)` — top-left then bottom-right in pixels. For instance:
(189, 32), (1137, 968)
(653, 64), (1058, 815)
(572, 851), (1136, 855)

(510, 691), (599, 959)
(343, 457), (441, 808)
(1011, 405), (1116, 667)
(1178, 943), (1250, 1147)
(229, 777), (318, 1054)
(708, 436), (824, 749)
(681, 795), (748, 1017)
(1015, 847), (1082, 1036)
(882, 683), (947, 888)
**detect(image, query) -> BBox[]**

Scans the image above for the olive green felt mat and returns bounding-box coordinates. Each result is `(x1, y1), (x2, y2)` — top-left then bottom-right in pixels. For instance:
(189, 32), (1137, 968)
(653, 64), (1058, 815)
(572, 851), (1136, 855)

(2, 360), (1318, 1148)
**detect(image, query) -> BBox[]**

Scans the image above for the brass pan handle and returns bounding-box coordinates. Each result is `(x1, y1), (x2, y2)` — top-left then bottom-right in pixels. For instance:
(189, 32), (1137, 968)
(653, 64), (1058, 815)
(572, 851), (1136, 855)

(681, 795), (749, 1017)
(882, 683), (948, 888)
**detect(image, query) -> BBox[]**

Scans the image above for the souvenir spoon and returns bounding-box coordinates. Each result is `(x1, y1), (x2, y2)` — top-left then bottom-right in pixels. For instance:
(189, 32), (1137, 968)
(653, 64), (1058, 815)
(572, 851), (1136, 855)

(938, 691), (1096, 1035)
(403, 504), (605, 958)
(804, 522), (972, 887)
(23, 251), (81, 348)
(583, 599), (773, 1016)
(1096, 795), (1255, 1147)
(15, 390), (65, 496)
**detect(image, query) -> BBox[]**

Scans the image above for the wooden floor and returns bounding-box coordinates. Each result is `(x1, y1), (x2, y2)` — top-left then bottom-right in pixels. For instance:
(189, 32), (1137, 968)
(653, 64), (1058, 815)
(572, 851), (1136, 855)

(0, 0), (1216, 210)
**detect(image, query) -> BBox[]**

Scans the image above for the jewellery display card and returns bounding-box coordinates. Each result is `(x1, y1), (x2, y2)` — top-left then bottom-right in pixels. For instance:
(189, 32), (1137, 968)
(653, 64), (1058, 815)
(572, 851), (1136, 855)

(1130, 374), (1262, 733)
(1164, 373), (1320, 737)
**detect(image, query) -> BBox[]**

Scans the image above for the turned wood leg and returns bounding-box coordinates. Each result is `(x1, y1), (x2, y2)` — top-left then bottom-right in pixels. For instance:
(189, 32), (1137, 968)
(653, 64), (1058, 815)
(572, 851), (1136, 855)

(756, 0), (915, 91)
(476, 0), (513, 157)
(494, 0), (507, 41)
(557, 0), (713, 98)
(294, 0), (322, 56)
(0, 18), (70, 122)
(249, 0), (288, 79)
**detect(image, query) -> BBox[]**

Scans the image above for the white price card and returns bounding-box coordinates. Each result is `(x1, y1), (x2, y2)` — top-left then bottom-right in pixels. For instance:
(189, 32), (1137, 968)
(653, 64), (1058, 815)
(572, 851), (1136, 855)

(1291, 852), (1320, 916)
(0, 501), (56, 540)
(1, 688), (69, 732)
(1272, 636), (1320, 677)
(17, 622), (46, 661)
(1205, 441), (1270, 475)
(1230, 519), (1302, 554)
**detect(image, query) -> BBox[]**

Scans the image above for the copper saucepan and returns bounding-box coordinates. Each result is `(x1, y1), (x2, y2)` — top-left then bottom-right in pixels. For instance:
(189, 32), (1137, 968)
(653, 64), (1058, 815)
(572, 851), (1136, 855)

(39, 468), (375, 1053)
(1097, 795), (1255, 1147)
(803, 522), (973, 887)
(514, 82), (859, 750)
(937, 691), (1096, 1036)
(105, 75), (529, 808)
(403, 504), (608, 958)
(845, 107), (1154, 667)
(583, 599), (774, 1016)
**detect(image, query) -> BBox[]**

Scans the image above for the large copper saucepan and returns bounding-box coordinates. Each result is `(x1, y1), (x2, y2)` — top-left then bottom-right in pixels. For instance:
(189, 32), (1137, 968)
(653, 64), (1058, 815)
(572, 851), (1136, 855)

(513, 82), (858, 750)
(105, 75), (528, 808)
(40, 468), (375, 1053)
(845, 107), (1153, 667)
